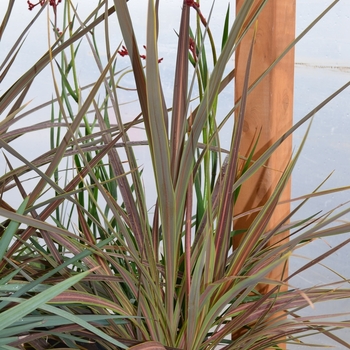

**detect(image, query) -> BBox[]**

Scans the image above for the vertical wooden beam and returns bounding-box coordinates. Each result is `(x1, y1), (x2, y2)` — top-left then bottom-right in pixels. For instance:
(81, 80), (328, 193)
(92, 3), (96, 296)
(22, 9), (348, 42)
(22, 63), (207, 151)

(234, 0), (295, 332)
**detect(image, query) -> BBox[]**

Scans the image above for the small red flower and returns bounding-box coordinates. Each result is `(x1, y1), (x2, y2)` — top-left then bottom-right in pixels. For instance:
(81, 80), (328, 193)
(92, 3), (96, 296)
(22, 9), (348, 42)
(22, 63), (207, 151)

(184, 0), (207, 27)
(27, 0), (61, 11)
(118, 44), (163, 63)
(184, 0), (199, 9)
(189, 37), (197, 62)
(55, 27), (63, 36)
(118, 45), (129, 57)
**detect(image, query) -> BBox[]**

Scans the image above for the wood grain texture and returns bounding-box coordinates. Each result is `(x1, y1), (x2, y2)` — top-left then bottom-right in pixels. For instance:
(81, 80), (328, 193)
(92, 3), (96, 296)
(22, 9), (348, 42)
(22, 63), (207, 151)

(234, 2), (295, 345)
(234, 0), (295, 265)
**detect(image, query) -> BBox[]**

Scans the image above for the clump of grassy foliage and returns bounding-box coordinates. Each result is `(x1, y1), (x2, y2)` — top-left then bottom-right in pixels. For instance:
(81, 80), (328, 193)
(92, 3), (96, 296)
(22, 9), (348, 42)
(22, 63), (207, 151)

(1, 0), (350, 349)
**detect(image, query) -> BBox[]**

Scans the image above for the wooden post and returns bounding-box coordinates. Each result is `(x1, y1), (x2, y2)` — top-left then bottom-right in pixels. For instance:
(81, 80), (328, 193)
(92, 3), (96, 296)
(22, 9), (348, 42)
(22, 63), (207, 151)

(234, 1), (295, 346)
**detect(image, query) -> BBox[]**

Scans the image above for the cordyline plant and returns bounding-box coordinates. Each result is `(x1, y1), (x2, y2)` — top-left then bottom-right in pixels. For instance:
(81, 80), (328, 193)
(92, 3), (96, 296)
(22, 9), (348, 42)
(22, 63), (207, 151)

(1, 0), (350, 349)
